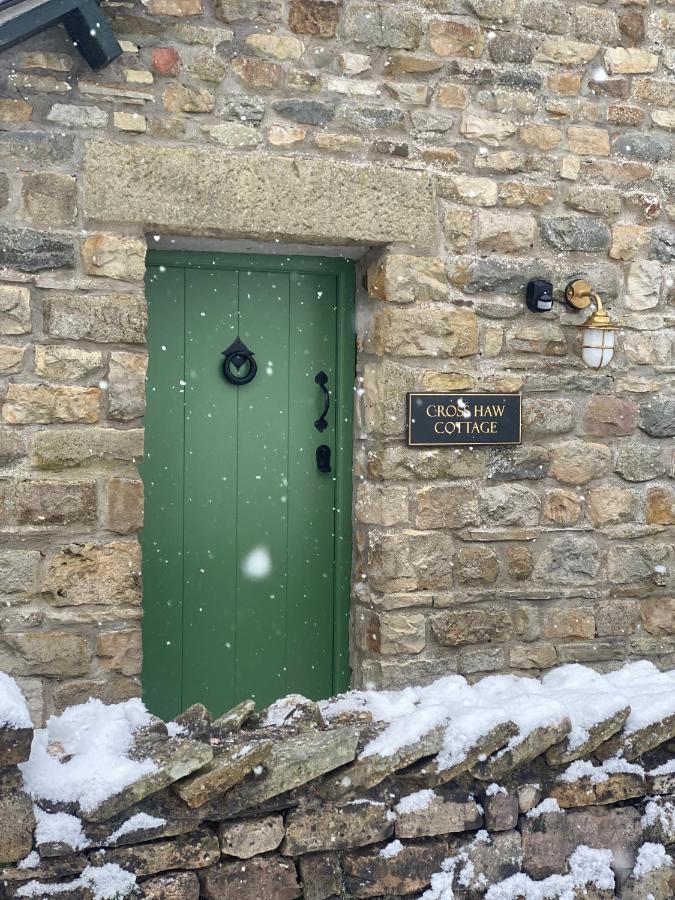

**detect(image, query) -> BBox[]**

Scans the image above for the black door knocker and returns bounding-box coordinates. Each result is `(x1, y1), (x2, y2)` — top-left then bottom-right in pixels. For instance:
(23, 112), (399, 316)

(222, 337), (257, 386)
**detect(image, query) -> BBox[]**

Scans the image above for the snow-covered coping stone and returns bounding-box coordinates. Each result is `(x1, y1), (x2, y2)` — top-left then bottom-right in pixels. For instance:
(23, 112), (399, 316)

(0, 661), (674, 900)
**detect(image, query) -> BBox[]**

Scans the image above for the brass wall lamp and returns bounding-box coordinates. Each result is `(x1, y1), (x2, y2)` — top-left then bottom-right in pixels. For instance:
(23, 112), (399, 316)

(565, 279), (618, 369)
(525, 278), (618, 370)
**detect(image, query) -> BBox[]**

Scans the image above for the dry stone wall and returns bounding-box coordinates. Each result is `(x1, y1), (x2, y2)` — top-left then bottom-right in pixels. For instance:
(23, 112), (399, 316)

(2, 690), (675, 899)
(0, 0), (671, 713)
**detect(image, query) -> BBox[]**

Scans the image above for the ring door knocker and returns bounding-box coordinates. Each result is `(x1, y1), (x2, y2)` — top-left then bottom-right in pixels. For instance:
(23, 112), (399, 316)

(222, 337), (257, 386)
(314, 370), (332, 473)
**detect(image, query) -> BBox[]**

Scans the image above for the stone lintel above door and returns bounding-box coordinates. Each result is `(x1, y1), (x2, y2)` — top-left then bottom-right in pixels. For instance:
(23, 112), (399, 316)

(82, 141), (438, 249)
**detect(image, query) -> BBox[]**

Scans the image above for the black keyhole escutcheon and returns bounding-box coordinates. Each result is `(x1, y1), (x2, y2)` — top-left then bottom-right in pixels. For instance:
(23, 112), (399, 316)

(316, 444), (331, 473)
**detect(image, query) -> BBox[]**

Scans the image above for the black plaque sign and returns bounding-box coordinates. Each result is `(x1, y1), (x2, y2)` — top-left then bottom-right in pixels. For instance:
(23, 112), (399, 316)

(407, 393), (522, 447)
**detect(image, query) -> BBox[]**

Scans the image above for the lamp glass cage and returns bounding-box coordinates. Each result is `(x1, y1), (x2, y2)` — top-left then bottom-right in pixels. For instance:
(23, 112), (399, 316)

(582, 327), (615, 370)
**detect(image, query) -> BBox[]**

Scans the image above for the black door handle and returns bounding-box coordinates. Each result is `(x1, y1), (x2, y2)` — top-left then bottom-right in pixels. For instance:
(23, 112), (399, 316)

(314, 371), (330, 432)
(316, 444), (331, 473)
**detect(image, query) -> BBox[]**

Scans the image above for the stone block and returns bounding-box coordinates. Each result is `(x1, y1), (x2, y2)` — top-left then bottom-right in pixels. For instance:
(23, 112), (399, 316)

(0, 226), (74, 273)
(535, 38), (599, 65)
(22, 173), (76, 226)
(607, 543), (672, 586)
(44, 293), (147, 343)
(42, 541), (142, 608)
(639, 398), (675, 438)
(550, 440), (611, 485)
(365, 307), (478, 358)
(283, 801), (392, 855)
(542, 490), (582, 525)
(108, 351), (147, 421)
(586, 487), (636, 527)
(0, 131), (73, 164)
(476, 210), (537, 253)
(583, 396), (637, 436)
(219, 815), (284, 859)
(0, 344), (24, 374)
(140, 871), (200, 900)
(368, 445), (486, 481)
(379, 611), (426, 655)
(433, 605), (509, 646)
(567, 126), (610, 156)
(96, 629), (142, 676)
(1, 478), (97, 528)
(459, 114), (517, 146)
(413, 485), (479, 530)
(289, 0), (339, 36)
(367, 254), (446, 305)
(395, 794), (482, 838)
(368, 529), (454, 593)
(2, 384), (100, 425)
(105, 477), (144, 534)
(429, 19), (485, 58)
(605, 47), (658, 74)
(478, 484), (540, 527)
(82, 234), (146, 282)
(0, 285), (31, 335)
(624, 260), (661, 311)
(201, 856), (300, 900)
(533, 535), (599, 584)
(0, 632), (90, 677)
(297, 854), (341, 900)
(98, 829), (218, 876)
(34, 346), (102, 382)
(31, 428), (143, 470)
(483, 791), (519, 831)
(0, 549), (40, 594)
(83, 141), (436, 248)
(152, 47), (181, 75)
(646, 488), (674, 526)
(615, 441), (667, 482)
(539, 216), (611, 252)
(0, 791), (34, 864)
(641, 598), (675, 636)
(343, 841), (448, 898)
(163, 83), (215, 112)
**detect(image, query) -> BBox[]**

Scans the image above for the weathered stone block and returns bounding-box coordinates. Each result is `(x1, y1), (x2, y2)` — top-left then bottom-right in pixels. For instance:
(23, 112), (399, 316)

(478, 484), (540, 527)
(44, 293), (147, 343)
(0, 226), (74, 272)
(533, 535), (599, 584)
(201, 856), (300, 900)
(0, 285), (31, 336)
(1, 478), (97, 528)
(31, 428), (143, 470)
(297, 854), (341, 900)
(395, 794), (482, 838)
(140, 871), (200, 900)
(2, 384), (100, 425)
(289, 0), (338, 36)
(583, 395), (637, 437)
(429, 19), (485, 58)
(368, 529), (454, 593)
(366, 307), (478, 358)
(0, 791), (34, 864)
(218, 815), (284, 859)
(413, 485), (479, 530)
(607, 543), (672, 586)
(108, 352), (147, 421)
(34, 346), (102, 382)
(539, 216), (611, 252)
(83, 141), (436, 248)
(0, 632), (90, 677)
(283, 801), (393, 855)
(98, 829), (218, 877)
(343, 841), (448, 898)
(42, 541), (142, 608)
(615, 441), (667, 482)
(105, 477), (144, 535)
(367, 255), (446, 305)
(96, 629), (142, 676)
(82, 234), (146, 282)
(550, 440), (611, 485)
(433, 605), (509, 646)
(22, 173), (76, 226)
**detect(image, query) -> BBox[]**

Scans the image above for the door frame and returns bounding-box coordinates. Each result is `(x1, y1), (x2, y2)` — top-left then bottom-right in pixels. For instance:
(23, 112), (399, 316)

(143, 249), (356, 702)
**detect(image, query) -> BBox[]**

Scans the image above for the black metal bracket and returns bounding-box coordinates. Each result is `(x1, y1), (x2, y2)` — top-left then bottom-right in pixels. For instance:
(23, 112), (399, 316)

(0, 0), (122, 71)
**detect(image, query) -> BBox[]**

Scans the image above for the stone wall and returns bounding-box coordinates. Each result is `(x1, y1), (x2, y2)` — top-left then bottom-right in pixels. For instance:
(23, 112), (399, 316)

(2, 691), (675, 899)
(0, 0), (672, 715)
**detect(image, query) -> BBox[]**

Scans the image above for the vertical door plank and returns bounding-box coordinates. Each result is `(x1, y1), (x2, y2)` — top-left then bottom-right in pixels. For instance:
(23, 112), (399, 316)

(140, 264), (185, 720)
(286, 271), (337, 700)
(235, 271), (290, 707)
(183, 268), (239, 715)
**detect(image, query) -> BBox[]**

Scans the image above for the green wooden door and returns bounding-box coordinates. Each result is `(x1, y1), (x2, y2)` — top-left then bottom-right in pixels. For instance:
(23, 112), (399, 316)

(141, 252), (355, 720)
